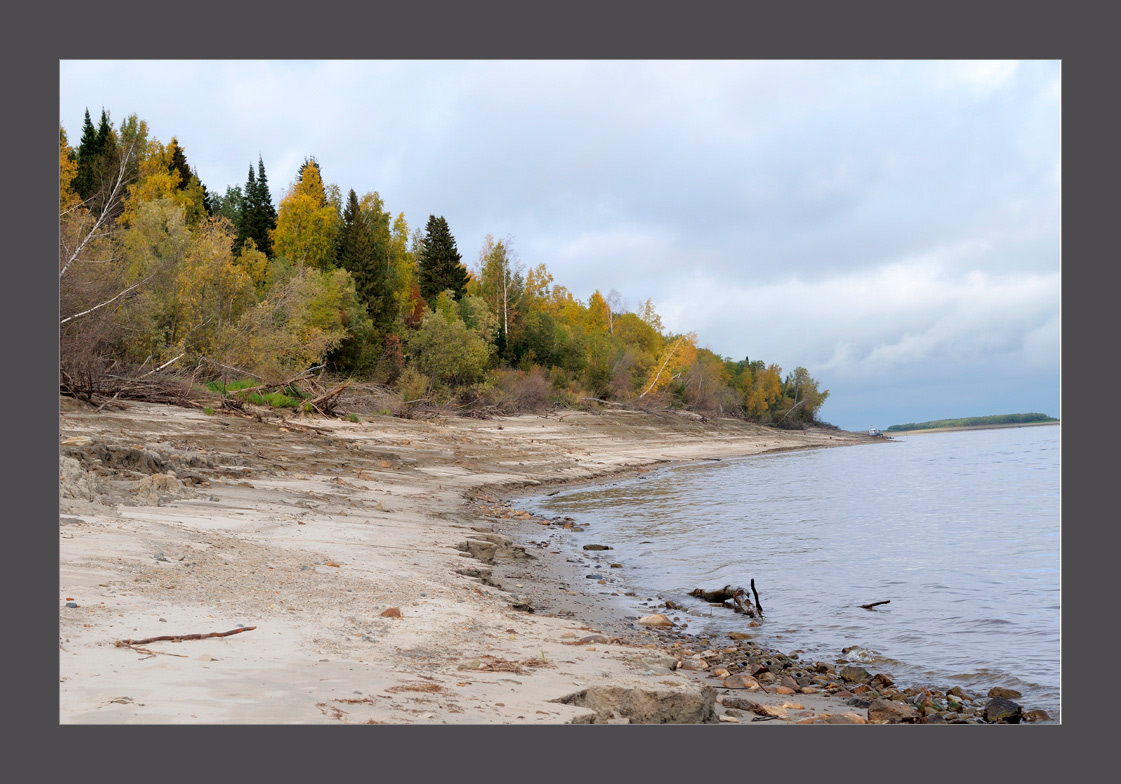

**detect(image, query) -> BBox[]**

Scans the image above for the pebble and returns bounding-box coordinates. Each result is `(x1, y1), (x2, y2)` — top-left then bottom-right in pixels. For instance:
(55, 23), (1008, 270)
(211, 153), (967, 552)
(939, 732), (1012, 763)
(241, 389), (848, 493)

(65, 602), (79, 608)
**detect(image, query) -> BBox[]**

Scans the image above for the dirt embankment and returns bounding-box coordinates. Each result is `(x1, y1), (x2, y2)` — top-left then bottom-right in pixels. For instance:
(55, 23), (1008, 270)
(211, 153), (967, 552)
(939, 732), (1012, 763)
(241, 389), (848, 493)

(60, 397), (888, 724)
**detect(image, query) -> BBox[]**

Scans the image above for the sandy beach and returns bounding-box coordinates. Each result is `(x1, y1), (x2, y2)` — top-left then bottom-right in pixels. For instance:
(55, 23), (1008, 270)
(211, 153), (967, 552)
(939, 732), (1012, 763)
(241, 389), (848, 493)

(59, 397), (929, 724)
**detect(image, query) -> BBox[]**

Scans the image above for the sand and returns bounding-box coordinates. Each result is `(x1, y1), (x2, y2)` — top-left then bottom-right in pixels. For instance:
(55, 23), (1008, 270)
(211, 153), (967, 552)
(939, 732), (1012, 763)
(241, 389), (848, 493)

(59, 397), (880, 724)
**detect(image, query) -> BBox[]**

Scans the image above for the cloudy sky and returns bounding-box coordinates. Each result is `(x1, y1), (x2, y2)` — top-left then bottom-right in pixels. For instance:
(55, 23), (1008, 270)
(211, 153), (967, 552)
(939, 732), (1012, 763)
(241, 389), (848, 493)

(59, 61), (1060, 430)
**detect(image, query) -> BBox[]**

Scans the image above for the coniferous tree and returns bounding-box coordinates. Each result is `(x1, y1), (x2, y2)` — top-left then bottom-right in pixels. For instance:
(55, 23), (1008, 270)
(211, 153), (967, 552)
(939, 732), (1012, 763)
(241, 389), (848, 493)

(94, 109), (112, 157)
(74, 109), (98, 202)
(234, 165), (256, 254)
(337, 189), (377, 304)
(336, 190), (394, 336)
(253, 156), (276, 255)
(167, 138), (192, 190)
(417, 215), (468, 303)
(89, 109), (120, 215)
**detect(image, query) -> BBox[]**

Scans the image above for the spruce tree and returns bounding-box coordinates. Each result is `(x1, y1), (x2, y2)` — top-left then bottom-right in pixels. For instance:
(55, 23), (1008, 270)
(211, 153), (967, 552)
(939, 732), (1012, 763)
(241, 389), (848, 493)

(417, 215), (468, 303)
(336, 190), (393, 335)
(337, 190), (378, 310)
(167, 138), (192, 190)
(74, 109), (98, 202)
(253, 156), (276, 254)
(235, 165), (256, 254)
(89, 109), (119, 215)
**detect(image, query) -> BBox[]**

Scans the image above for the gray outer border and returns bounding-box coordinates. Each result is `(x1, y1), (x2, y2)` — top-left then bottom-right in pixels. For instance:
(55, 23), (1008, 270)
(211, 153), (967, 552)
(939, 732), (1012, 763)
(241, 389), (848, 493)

(26, 0), (1101, 777)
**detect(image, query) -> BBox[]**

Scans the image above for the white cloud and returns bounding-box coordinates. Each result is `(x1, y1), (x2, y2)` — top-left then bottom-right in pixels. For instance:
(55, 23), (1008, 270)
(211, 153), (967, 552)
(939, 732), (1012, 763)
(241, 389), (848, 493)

(943, 60), (1020, 96)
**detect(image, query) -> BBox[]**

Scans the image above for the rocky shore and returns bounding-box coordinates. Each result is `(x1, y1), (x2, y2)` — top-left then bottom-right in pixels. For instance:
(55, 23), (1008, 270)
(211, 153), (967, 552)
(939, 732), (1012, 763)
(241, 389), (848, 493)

(58, 398), (1051, 724)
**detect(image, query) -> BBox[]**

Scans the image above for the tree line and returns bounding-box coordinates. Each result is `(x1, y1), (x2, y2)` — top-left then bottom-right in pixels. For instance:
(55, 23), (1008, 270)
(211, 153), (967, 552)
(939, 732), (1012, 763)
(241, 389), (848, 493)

(60, 109), (830, 426)
(885, 413), (1057, 432)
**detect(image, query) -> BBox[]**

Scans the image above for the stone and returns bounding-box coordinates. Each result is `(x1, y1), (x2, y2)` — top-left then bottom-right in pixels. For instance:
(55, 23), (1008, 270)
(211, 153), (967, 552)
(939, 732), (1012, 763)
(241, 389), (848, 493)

(826, 712), (867, 724)
(921, 713), (947, 724)
(983, 697), (1023, 724)
(867, 698), (920, 724)
(846, 697), (871, 709)
(947, 686), (971, 700)
(65, 602), (79, 608)
(637, 614), (673, 627)
(780, 676), (799, 691)
(380, 607), (402, 618)
(680, 656), (709, 671)
(723, 674), (762, 691)
(61, 436), (93, 447)
(552, 679), (716, 724)
(712, 668), (730, 678)
(1023, 709), (1052, 723)
(987, 686), (1022, 700)
(728, 632), (753, 640)
(586, 574), (604, 580)
(871, 673), (895, 689)
(839, 665), (872, 684)
(610, 563), (622, 568)
(775, 686), (796, 695)
(718, 714), (740, 722)
(583, 544), (613, 551)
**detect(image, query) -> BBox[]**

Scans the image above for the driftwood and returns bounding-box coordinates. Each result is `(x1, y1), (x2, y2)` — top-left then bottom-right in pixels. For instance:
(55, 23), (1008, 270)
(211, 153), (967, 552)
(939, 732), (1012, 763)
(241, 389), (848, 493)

(114, 626), (257, 647)
(859, 600), (891, 610)
(690, 584), (761, 618)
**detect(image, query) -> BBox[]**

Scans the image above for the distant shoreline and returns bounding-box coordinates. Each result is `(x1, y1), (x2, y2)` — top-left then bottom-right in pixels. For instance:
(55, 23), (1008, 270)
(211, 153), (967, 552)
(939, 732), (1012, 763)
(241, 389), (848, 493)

(887, 420), (1060, 436)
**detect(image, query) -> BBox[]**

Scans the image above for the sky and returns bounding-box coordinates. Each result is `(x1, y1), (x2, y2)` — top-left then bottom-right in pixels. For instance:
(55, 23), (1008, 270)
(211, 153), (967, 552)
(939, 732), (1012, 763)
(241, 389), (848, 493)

(59, 61), (1060, 431)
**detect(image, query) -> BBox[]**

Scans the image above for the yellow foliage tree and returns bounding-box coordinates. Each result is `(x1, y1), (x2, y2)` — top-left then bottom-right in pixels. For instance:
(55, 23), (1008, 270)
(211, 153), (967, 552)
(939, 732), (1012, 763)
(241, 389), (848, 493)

(60, 128), (79, 212)
(271, 161), (339, 270)
(744, 363), (784, 418)
(172, 217), (257, 360)
(584, 290), (611, 334)
(639, 332), (697, 398)
(523, 263), (554, 311)
(223, 266), (363, 382)
(638, 298), (664, 333)
(118, 139), (206, 228)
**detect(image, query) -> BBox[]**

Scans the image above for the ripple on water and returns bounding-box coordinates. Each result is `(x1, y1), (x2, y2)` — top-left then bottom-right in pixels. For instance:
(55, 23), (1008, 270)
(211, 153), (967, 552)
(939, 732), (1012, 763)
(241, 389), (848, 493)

(527, 425), (1060, 718)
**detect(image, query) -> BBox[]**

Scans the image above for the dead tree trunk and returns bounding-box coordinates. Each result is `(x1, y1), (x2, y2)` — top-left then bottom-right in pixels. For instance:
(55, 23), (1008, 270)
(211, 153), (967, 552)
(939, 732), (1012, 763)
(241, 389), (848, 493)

(690, 584), (759, 618)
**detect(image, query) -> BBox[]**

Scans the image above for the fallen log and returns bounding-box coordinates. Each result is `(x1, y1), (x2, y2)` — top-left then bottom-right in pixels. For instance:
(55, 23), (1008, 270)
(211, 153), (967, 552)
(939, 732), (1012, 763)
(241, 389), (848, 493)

(859, 600), (890, 610)
(114, 626), (257, 647)
(690, 585), (758, 618)
(690, 585), (739, 603)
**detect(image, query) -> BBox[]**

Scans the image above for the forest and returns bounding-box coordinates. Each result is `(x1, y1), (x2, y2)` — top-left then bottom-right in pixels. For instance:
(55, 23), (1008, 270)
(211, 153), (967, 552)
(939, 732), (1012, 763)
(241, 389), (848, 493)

(59, 109), (830, 427)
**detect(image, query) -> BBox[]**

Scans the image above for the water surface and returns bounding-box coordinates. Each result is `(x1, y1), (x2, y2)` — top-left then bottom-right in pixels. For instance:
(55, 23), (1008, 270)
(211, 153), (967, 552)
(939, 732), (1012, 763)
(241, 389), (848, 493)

(526, 425), (1060, 719)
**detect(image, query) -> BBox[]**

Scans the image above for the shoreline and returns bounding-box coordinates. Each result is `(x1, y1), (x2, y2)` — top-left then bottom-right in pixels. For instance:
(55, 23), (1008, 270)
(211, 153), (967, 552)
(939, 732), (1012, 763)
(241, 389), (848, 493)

(886, 420), (1059, 436)
(59, 399), (1046, 724)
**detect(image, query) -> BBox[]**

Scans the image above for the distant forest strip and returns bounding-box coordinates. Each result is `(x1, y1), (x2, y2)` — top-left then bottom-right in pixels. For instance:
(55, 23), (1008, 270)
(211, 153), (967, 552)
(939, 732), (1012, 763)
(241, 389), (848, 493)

(886, 413), (1058, 432)
(60, 109), (830, 426)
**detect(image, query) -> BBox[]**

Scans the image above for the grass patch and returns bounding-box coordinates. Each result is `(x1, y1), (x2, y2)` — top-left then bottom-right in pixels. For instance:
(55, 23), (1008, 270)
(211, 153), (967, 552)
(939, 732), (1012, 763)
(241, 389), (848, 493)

(207, 378), (307, 410)
(203, 406), (215, 416)
(246, 391), (302, 409)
